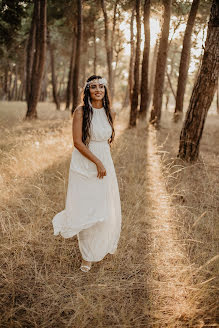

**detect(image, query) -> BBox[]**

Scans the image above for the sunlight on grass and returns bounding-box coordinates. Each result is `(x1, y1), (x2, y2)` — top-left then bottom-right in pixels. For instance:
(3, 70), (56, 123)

(0, 101), (69, 125)
(145, 124), (202, 326)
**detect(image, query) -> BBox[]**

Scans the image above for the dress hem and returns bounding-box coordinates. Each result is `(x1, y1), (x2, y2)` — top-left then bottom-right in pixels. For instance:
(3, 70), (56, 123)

(52, 214), (107, 239)
(81, 248), (118, 262)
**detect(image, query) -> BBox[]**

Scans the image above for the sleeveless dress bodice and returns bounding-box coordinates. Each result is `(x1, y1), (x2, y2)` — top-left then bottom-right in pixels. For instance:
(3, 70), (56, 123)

(90, 107), (112, 142)
(70, 107), (114, 178)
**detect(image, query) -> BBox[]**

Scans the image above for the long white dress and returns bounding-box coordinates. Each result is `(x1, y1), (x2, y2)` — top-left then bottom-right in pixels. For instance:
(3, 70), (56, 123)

(52, 106), (122, 262)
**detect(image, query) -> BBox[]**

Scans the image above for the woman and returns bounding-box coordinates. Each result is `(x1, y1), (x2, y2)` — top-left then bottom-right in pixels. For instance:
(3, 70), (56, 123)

(52, 75), (122, 272)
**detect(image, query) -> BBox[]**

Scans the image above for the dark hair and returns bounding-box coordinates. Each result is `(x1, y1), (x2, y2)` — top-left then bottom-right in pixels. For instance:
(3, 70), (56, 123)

(79, 75), (115, 146)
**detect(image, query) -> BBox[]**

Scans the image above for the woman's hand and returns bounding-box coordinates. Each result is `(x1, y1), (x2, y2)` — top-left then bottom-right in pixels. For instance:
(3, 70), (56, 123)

(96, 160), (107, 179)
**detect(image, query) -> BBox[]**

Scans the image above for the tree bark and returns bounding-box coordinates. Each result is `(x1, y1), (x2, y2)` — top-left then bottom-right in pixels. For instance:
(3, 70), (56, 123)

(11, 65), (18, 100)
(48, 29), (60, 110)
(40, 55), (48, 101)
(129, 0), (141, 127)
(128, 9), (135, 104)
(7, 67), (12, 101)
(139, 0), (150, 117)
(20, 46), (26, 101)
(18, 78), (25, 101)
(81, 32), (88, 87)
(100, 0), (113, 95)
(93, 24), (97, 75)
(166, 69), (176, 100)
(217, 77), (219, 114)
(59, 66), (66, 101)
(66, 32), (76, 110)
(123, 84), (129, 108)
(165, 94), (170, 110)
(148, 40), (158, 111)
(174, 0), (200, 119)
(26, 0), (47, 119)
(178, 0), (219, 162)
(150, 0), (172, 125)
(112, 33), (124, 101)
(166, 51), (177, 103)
(26, 4), (36, 103)
(111, 0), (119, 100)
(72, 0), (82, 113)
(4, 66), (8, 98)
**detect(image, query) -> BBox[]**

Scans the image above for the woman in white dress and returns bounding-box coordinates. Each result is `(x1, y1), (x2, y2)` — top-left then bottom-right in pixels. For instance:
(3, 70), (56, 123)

(52, 75), (122, 272)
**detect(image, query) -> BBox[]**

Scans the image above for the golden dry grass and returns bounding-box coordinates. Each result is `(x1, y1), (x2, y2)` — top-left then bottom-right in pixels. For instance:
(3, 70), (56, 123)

(0, 102), (218, 327)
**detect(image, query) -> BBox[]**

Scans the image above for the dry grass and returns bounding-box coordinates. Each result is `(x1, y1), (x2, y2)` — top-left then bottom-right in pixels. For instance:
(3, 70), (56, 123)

(154, 112), (219, 327)
(0, 102), (218, 327)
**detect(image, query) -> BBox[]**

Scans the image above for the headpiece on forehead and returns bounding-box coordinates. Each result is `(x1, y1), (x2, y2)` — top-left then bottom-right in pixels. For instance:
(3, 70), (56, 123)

(85, 77), (107, 88)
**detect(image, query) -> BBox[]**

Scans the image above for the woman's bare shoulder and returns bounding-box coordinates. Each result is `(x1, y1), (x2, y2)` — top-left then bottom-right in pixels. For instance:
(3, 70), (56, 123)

(75, 105), (84, 112)
(74, 106), (84, 117)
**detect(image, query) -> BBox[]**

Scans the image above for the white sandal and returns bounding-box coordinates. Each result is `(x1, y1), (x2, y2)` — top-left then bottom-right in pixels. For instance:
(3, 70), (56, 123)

(80, 263), (92, 272)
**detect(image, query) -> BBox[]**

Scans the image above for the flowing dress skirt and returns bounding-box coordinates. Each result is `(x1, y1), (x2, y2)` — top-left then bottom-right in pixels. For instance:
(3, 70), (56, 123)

(52, 140), (122, 262)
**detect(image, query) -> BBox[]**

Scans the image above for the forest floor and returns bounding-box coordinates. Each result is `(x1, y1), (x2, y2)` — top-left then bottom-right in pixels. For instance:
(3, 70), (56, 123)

(0, 102), (218, 328)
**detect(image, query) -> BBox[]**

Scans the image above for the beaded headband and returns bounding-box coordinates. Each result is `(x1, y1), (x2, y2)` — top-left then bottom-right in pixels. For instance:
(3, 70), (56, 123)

(85, 78), (107, 88)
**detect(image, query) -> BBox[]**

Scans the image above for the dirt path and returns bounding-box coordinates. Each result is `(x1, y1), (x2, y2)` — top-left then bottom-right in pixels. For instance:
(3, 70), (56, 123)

(142, 125), (197, 326)
(0, 110), (218, 327)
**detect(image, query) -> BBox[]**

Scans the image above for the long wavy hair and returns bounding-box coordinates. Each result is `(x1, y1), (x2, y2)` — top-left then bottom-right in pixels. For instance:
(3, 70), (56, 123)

(79, 75), (115, 146)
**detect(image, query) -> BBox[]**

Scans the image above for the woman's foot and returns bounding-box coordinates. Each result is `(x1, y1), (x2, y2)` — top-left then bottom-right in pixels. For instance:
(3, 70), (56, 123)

(80, 259), (92, 272)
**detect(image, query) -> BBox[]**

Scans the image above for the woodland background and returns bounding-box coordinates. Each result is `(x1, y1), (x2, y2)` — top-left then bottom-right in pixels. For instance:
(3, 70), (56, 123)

(0, 0), (219, 327)
(0, 0), (218, 160)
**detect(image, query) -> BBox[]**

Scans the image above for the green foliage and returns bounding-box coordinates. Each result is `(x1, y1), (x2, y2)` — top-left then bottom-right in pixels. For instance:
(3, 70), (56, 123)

(0, 0), (30, 48)
(0, 0), (211, 104)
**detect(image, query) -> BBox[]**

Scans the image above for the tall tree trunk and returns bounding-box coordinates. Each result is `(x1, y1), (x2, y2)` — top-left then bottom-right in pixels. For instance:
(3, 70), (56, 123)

(165, 50), (177, 104)
(111, 0), (119, 100)
(59, 66), (66, 101)
(72, 0), (82, 113)
(150, 0), (172, 125)
(112, 33), (123, 101)
(100, 0), (113, 95)
(18, 78), (25, 101)
(178, 0), (219, 162)
(217, 77), (219, 114)
(11, 65), (18, 100)
(123, 84), (130, 108)
(166, 69), (176, 100)
(148, 40), (158, 111)
(40, 55), (48, 101)
(129, 0), (141, 127)
(26, 0), (47, 119)
(26, 5), (36, 103)
(81, 33), (88, 86)
(165, 94), (170, 110)
(8, 67), (12, 101)
(66, 32), (76, 110)
(48, 29), (60, 110)
(174, 0), (200, 120)
(139, 0), (150, 117)
(93, 25), (97, 75)
(4, 66), (8, 99)
(128, 9), (135, 104)
(21, 44), (26, 101)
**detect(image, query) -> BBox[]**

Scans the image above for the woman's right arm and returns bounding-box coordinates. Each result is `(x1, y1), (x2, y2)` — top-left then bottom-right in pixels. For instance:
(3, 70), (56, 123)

(72, 107), (106, 179)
